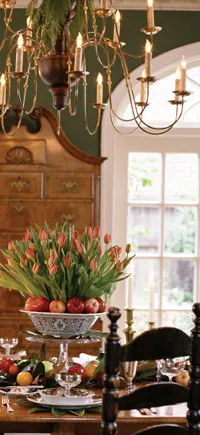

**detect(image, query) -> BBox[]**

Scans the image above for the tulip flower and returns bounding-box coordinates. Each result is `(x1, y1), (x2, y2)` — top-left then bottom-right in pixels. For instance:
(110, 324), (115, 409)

(63, 254), (72, 268)
(104, 233), (111, 244)
(76, 241), (86, 255)
(25, 247), (35, 260)
(93, 227), (100, 238)
(90, 259), (98, 271)
(7, 256), (14, 266)
(48, 253), (57, 266)
(71, 229), (80, 240)
(85, 226), (93, 239)
(32, 263), (40, 274)
(7, 241), (14, 252)
(23, 229), (32, 243)
(49, 263), (58, 275)
(57, 234), (67, 248)
(110, 246), (122, 260)
(115, 261), (123, 272)
(39, 229), (48, 241)
(125, 243), (131, 254)
(20, 256), (28, 267)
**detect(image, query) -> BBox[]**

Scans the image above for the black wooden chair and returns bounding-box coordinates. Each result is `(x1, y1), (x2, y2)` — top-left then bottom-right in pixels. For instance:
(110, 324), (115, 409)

(102, 303), (200, 435)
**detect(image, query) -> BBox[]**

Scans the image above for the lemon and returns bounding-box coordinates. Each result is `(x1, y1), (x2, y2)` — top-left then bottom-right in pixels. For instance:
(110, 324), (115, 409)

(16, 371), (33, 386)
(42, 361), (54, 373)
(85, 360), (99, 378)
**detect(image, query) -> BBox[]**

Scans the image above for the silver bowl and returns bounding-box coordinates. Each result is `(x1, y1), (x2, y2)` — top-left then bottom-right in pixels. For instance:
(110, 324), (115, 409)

(20, 310), (102, 337)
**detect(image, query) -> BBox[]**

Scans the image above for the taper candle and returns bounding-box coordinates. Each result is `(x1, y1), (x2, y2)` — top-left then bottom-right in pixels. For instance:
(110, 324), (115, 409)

(0, 74), (6, 106)
(175, 66), (180, 101)
(147, 0), (155, 28)
(140, 70), (146, 103)
(149, 269), (155, 323)
(26, 16), (32, 47)
(180, 56), (187, 92)
(96, 73), (103, 104)
(74, 33), (83, 72)
(113, 10), (121, 43)
(145, 39), (152, 77)
(125, 262), (135, 309)
(100, 0), (108, 8)
(15, 34), (24, 73)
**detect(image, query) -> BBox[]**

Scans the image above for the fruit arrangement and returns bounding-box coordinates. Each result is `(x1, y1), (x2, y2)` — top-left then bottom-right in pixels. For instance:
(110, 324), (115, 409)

(24, 296), (106, 314)
(0, 222), (134, 310)
(0, 357), (64, 387)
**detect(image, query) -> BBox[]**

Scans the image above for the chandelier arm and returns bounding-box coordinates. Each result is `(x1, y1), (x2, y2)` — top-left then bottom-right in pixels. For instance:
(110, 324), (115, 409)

(0, 105), (24, 138)
(24, 55), (39, 115)
(136, 99), (184, 131)
(3, 4), (15, 34)
(83, 0), (89, 41)
(132, 103), (184, 135)
(83, 76), (102, 136)
(109, 110), (141, 136)
(68, 77), (79, 117)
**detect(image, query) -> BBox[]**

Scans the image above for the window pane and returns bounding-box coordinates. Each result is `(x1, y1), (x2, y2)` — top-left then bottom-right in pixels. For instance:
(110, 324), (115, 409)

(134, 311), (159, 335)
(163, 260), (195, 308)
(164, 207), (197, 255)
(134, 259), (159, 309)
(128, 153), (161, 202)
(162, 311), (193, 334)
(165, 154), (198, 203)
(128, 206), (160, 254)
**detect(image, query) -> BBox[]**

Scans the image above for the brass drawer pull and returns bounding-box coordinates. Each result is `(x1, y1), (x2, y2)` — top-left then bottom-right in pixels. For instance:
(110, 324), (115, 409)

(12, 203), (25, 213)
(61, 182), (79, 191)
(11, 178), (29, 192)
(61, 214), (76, 222)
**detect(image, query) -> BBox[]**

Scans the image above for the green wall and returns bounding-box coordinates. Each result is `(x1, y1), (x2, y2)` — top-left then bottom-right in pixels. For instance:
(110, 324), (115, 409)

(0, 9), (200, 156)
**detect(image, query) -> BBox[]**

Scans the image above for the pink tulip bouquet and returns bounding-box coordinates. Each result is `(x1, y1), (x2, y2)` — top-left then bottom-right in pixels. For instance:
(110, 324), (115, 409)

(0, 222), (134, 305)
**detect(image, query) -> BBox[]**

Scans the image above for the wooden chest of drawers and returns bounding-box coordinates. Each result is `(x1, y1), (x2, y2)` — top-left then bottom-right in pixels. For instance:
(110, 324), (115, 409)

(0, 108), (105, 357)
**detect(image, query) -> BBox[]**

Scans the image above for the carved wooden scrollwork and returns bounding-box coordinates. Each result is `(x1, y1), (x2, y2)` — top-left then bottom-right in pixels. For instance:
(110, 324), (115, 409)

(5, 147), (33, 165)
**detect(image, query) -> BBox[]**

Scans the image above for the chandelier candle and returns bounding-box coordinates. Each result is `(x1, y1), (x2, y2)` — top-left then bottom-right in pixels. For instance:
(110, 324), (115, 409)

(96, 73), (103, 104)
(149, 269), (155, 323)
(0, 74), (6, 105)
(74, 33), (83, 72)
(145, 40), (152, 77)
(26, 16), (32, 47)
(15, 34), (24, 73)
(140, 70), (146, 103)
(180, 56), (187, 92)
(100, 0), (108, 8)
(175, 66), (181, 101)
(147, 0), (154, 29)
(113, 10), (121, 43)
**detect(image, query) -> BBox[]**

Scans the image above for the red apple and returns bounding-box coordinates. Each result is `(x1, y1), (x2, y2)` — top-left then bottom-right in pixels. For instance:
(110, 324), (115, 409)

(25, 296), (50, 312)
(68, 363), (86, 382)
(96, 297), (106, 313)
(8, 364), (20, 376)
(175, 370), (190, 387)
(0, 358), (13, 372)
(84, 298), (99, 313)
(66, 297), (85, 314)
(49, 300), (66, 313)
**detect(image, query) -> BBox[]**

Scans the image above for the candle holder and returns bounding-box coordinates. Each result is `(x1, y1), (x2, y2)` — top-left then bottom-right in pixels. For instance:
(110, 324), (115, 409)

(141, 26), (162, 35)
(123, 308), (136, 343)
(95, 8), (115, 18)
(148, 321), (155, 330)
(92, 103), (107, 110)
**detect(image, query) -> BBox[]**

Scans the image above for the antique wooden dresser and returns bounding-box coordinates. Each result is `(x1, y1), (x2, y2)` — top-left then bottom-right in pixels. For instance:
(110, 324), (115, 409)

(0, 107), (105, 358)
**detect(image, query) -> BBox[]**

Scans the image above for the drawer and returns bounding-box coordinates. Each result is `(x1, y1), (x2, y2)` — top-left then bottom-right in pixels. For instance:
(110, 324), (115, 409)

(0, 172), (44, 198)
(46, 172), (94, 199)
(45, 201), (94, 230)
(0, 202), (46, 233)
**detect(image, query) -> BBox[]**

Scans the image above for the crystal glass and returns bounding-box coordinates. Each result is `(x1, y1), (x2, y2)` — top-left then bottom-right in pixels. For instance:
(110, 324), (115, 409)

(0, 338), (18, 357)
(55, 373), (82, 397)
(159, 357), (186, 382)
(120, 361), (138, 392)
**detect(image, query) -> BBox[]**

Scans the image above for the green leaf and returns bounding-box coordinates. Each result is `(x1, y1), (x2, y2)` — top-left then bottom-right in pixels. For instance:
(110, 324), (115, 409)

(32, 361), (45, 380)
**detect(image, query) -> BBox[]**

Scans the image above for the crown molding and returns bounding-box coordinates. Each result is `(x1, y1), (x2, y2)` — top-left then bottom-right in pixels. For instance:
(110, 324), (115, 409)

(13, 1), (200, 9)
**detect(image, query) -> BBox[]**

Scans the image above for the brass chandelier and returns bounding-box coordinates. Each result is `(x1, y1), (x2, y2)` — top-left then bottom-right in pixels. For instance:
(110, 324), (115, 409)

(0, 0), (190, 137)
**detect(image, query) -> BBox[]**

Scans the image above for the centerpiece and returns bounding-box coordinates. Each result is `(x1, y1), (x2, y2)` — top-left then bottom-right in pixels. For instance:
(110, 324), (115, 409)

(0, 222), (134, 336)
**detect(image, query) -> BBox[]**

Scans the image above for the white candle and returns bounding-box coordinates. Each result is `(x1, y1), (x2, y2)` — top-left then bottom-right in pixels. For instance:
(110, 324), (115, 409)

(26, 16), (32, 47)
(149, 269), (155, 322)
(96, 73), (103, 104)
(140, 70), (146, 103)
(180, 56), (187, 92)
(175, 66), (180, 101)
(125, 262), (135, 309)
(145, 40), (152, 77)
(100, 0), (108, 8)
(147, 0), (154, 28)
(0, 74), (6, 106)
(15, 34), (24, 73)
(113, 10), (121, 43)
(74, 33), (83, 72)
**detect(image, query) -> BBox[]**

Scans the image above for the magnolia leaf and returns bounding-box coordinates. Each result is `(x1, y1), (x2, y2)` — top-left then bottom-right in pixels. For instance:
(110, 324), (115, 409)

(32, 361), (45, 380)
(45, 361), (66, 378)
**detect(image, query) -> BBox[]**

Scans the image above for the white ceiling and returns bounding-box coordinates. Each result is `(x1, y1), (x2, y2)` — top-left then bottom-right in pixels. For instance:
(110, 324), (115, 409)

(14, 0), (200, 10)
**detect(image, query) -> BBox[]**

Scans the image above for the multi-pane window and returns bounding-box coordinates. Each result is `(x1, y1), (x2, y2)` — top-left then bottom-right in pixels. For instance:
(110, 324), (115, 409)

(127, 152), (199, 334)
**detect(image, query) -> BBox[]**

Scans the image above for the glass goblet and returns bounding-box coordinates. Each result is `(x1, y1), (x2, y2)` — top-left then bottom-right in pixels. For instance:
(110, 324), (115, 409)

(0, 338), (18, 358)
(55, 373), (82, 397)
(159, 357), (186, 382)
(120, 361), (138, 393)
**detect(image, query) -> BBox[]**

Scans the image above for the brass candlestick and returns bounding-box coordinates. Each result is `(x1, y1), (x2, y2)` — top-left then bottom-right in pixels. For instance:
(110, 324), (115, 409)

(124, 309), (136, 343)
(148, 321), (155, 330)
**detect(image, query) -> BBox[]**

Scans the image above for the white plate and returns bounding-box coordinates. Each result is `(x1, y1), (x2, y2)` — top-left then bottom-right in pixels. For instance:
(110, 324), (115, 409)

(28, 392), (102, 408)
(0, 385), (44, 396)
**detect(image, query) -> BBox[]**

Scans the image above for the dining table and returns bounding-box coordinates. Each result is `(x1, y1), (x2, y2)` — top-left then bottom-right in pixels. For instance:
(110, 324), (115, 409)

(0, 392), (187, 435)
